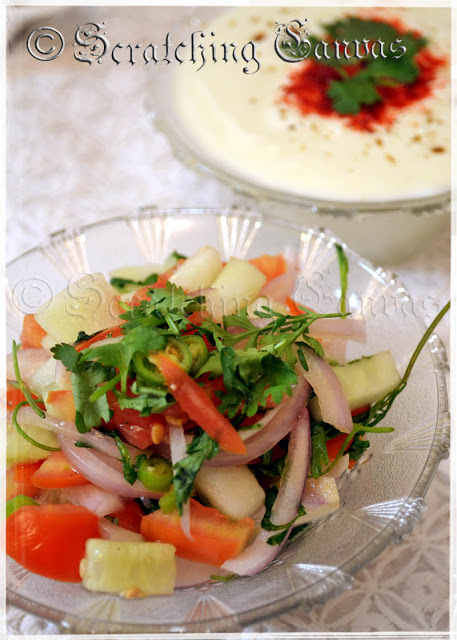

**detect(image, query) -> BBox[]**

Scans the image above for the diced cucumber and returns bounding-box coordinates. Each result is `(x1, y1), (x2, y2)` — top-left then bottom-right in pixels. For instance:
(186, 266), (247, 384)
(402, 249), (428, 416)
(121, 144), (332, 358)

(35, 273), (121, 344)
(28, 357), (56, 398)
(206, 258), (267, 321)
(109, 256), (178, 293)
(7, 416), (58, 465)
(169, 246), (222, 291)
(80, 539), (176, 596)
(195, 465), (265, 519)
(309, 350), (401, 420)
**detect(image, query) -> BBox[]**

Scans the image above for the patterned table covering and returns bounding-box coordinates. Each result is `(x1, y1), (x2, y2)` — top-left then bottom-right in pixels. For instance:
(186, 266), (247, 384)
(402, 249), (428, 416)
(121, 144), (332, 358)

(6, 6), (450, 636)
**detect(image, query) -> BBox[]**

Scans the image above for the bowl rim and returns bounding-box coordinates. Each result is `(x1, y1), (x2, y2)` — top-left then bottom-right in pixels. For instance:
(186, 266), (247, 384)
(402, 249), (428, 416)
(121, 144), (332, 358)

(144, 7), (451, 217)
(6, 207), (450, 633)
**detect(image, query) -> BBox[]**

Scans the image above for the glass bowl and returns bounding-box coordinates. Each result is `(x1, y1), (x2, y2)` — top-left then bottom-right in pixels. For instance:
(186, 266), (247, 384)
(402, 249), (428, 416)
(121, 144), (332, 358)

(6, 207), (450, 633)
(145, 7), (450, 265)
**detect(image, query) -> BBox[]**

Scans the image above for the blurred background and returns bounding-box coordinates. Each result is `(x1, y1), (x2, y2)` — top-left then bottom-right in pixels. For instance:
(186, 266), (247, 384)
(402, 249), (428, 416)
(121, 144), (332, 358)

(6, 5), (450, 635)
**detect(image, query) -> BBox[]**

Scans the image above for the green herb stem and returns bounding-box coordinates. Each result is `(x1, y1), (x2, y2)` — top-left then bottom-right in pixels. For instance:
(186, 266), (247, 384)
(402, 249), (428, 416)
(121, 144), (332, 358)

(89, 373), (121, 403)
(12, 340), (45, 418)
(12, 401), (60, 452)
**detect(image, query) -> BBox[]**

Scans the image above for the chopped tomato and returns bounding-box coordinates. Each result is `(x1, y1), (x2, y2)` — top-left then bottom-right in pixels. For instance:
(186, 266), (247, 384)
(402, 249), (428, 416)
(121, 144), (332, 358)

(130, 261), (185, 307)
(109, 500), (144, 533)
(325, 434), (353, 461)
(7, 386), (27, 409)
(31, 451), (89, 489)
(45, 390), (76, 422)
(154, 354), (246, 455)
(249, 254), (286, 283)
(107, 390), (169, 449)
(7, 385), (43, 410)
(6, 504), (99, 582)
(75, 325), (124, 352)
(6, 461), (43, 500)
(20, 315), (47, 349)
(141, 499), (254, 566)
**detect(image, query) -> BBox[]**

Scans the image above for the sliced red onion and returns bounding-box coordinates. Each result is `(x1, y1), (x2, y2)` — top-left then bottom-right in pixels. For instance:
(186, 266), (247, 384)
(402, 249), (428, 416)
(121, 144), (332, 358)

(98, 518), (144, 542)
(169, 425), (192, 540)
(297, 347), (352, 434)
(206, 377), (311, 467)
(260, 268), (297, 304)
(222, 410), (310, 576)
(175, 558), (225, 588)
(64, 484), (125, 517)
(320, 338), (347, 364)
(58, 435), (162, 498)
(294, 476), (341, 526)
(14, 406), (141, 459)
(7, 348), (50, 385)
(309, 318), (366, 342)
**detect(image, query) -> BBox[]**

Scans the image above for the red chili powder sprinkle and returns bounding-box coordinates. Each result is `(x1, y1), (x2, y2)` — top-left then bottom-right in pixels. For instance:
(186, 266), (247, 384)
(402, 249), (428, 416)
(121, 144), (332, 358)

(280, 31), (447, 132)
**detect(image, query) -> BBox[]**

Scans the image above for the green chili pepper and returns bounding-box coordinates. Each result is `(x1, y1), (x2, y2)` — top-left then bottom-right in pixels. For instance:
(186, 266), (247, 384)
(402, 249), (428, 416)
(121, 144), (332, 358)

(137, 455), (173, 492)
(6, 495), (40, 518)
(133, 337), (192, 385)
(183, 335), (209, 375)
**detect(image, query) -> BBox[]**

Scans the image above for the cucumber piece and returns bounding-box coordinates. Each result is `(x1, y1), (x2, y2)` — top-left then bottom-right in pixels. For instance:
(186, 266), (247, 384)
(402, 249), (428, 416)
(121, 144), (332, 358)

(80, 539), (176, 597)
(109, 256), (177, 293)
(195, 465), (265, 519)
(28, 357), (56, 398)
(169, 246), (222, 291)
(35, 273), (121, 344)
(7, 416), (58, 465)
(206, 258), (267, 321)
(309, 350), (401, 420)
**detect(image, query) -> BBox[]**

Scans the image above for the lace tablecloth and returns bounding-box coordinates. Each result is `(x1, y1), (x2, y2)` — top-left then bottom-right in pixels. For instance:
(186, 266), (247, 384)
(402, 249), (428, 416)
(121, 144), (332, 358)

(6, 6), (450, 636)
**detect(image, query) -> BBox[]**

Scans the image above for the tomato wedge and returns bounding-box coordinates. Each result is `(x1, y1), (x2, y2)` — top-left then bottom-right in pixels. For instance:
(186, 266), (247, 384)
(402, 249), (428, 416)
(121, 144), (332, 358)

(31, 451), (89, 489)
(249, 254), (286, 283)
(154, 354), (246, 455)
(109, 500), (144, 533)
(6, 504), (99, 582)
(141, 499), (254, 566)
(20, 314), (47, 349)
(75, 325), (124, 352)
(6, 461), (43, 500)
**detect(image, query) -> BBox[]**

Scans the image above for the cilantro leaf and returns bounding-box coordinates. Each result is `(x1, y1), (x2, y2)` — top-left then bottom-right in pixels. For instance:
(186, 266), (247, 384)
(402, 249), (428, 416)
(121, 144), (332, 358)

(172, 432), (219, 515)
(71, 363), (113, 433)
(110, 272), (158, 293)
(51, 343), (82, 373)
(327, 72), (381, 115)
(309, 422), (331, 478)
(114, 435), (138, 484)
(261, 486), (306, 546)
(52, 343), (114, 433)
(114, 386), (173, 416)
(80, 326), (168, 392)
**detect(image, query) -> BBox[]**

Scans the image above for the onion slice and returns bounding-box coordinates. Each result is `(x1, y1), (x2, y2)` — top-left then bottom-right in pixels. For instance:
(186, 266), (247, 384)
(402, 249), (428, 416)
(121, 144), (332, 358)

(58, 435), (162, 499)
(297, 347), (352, 434)
(64, 484), (125, 517)
(222, 410), (311, 576)
(7, 348), (50, 385)
(206, 377), (311, 467)
(169, 425), (192, 540)
(260, 268), (297, 304)
(309, 318), (366, 342)
(98, 518), (144, 542)
(14, 406), (141, 460)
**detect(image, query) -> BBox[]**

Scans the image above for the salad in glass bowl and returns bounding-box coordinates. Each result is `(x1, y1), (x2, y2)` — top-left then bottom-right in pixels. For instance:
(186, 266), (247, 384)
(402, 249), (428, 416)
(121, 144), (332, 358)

(5, 236), (448, 600)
